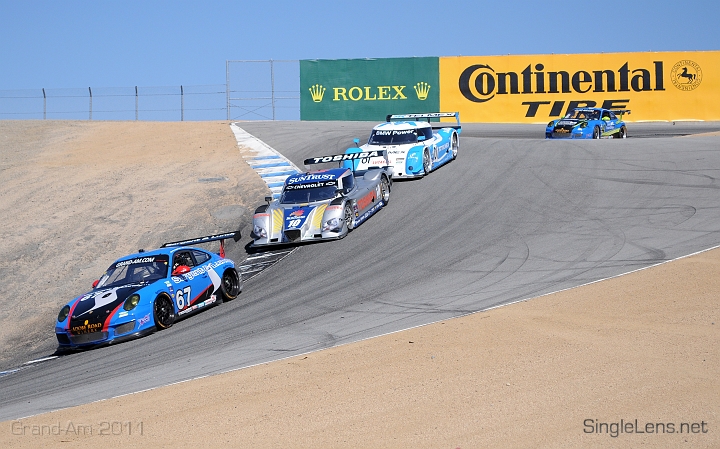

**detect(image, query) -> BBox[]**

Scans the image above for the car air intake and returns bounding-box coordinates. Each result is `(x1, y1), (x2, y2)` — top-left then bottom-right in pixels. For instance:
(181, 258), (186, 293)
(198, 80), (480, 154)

(114, 321), (136, 335)
(56, 334), (71, 345)
(70, 332), (108, 345)
(284, 230), (301, 242)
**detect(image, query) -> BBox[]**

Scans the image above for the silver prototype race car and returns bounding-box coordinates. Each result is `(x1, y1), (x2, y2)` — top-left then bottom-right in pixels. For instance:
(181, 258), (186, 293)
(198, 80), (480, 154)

(251, 151), (392, 247)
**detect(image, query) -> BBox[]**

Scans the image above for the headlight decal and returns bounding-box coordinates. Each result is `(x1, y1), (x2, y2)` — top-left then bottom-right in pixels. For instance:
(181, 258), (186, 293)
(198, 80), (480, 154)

(312, 204), (327, 230)
(272, 208), (283, 235)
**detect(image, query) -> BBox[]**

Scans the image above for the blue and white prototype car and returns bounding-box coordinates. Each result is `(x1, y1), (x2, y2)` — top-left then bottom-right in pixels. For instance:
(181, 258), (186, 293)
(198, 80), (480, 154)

(350, 112), (461, 179)
(55, 232), (243, 350)
(251, 151), (392, 247)
(546, 108), (630, 139)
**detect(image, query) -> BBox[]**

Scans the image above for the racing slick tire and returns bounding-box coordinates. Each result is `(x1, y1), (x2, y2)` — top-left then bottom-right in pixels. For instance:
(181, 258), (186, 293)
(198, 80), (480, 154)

(153, 294), (176, 330)
(422, 148), (432, 176)
(380, 176), (390, 205)
(220, 268), (242, 302)
(343, 202), (355, 235)
(451, 133), (459, 160)
(618, 126), (627, 139)
(592, 126), (601, 139)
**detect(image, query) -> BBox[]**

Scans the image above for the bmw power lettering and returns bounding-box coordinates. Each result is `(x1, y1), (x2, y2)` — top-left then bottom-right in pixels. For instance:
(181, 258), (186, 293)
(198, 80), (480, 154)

(55, 231), (242, 350)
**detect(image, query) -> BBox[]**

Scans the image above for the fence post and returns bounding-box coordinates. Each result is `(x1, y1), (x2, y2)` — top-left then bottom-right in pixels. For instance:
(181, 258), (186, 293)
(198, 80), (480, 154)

(181, 85), (184, 121)
(225, 60), (230, 120)
(88, 87), (92, 120)
(270, 59), (276, 120)
(42, 88), (46, 120)
(135, 86), (138, 121)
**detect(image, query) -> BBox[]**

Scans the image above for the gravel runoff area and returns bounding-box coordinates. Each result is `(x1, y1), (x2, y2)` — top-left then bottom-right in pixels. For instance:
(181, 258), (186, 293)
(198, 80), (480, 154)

(0, 121), (717, 448)
(0, 121), (269, 368)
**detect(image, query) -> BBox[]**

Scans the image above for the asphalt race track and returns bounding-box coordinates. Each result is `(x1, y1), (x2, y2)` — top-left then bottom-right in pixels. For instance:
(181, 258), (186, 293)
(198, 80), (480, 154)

(2, 121), (720, 421)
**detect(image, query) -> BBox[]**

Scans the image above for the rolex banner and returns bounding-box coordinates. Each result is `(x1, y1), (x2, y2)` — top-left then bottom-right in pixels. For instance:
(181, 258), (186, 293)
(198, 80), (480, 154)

(439, 51), (720, 123)
(300, 57), (439, 121)
(300, 52), (719, 123)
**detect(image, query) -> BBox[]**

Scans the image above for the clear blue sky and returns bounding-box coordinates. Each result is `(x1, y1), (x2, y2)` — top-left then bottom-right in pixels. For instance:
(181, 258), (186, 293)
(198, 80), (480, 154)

(1, 0), (718, 90)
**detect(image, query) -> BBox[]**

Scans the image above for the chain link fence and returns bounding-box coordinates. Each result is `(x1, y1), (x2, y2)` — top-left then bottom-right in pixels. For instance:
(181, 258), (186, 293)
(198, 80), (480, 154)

(0, 60), (300, 121)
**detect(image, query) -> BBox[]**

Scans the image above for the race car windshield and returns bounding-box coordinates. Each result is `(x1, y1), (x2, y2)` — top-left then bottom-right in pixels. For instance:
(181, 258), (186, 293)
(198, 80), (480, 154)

(280, 185), (338, 204)
(97, 255), (169, 288)
(565, 110), (600, 120)
(369, 129), (418, 145)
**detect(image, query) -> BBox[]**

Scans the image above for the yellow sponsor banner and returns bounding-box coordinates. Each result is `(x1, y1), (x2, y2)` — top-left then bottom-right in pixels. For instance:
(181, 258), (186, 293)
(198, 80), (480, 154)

(439, 51), (720, 123)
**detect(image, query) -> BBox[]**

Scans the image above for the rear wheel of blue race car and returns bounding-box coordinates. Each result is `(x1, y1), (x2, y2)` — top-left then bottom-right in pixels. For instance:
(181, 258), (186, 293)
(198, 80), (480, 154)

(593, 126), (601, 139)
(451, 134), (458, 160)
(618, 126), (627, 139)
(220, 268), (241, 302)
(422, 148), (431, 176)
(153, 294), (175, 330)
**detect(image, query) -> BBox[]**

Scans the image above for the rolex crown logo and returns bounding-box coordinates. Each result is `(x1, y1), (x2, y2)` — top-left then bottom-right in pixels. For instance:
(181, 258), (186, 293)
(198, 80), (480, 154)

(309, 84), (326, 102)
(414, 82), (431, 100)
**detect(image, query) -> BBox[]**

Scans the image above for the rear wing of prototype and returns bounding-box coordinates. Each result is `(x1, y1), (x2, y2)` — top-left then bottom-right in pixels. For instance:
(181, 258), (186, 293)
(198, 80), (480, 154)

(303, 150), (387, 166)
(386, 112), (461, 131)
(162, 230), (241, 258)
(304, 150), (389, 174)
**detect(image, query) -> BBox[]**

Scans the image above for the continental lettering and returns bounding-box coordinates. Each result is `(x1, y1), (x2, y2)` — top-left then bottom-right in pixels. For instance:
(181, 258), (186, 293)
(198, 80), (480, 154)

(333, 86), (407, 101)
(522, 99), (631, 118)
(460, 62), (665, 103)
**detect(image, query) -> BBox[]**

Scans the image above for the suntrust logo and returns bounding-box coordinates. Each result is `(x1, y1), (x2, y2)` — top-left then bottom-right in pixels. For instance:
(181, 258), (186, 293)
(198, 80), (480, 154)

(459, 61), (666, 103)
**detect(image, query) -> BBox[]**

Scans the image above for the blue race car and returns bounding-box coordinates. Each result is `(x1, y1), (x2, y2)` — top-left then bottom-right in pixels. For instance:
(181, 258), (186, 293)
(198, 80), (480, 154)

(546, 108), (630, 139)
(349, 112), (461, 179)
(55, 231), (242, 350)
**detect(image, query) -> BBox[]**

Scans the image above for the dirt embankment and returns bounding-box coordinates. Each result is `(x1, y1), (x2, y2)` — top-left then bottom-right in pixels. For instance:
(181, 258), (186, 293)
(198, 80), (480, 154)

(0, 121), (268, 367)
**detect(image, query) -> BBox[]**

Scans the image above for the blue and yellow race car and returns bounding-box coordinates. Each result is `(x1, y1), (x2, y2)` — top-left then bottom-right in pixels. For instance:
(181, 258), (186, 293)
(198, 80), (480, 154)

(546, 108), (630, 139)
(55, 231), (242, 350)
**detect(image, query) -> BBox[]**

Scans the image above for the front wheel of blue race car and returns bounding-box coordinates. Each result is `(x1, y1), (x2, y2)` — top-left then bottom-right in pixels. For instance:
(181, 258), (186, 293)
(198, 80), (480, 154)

(380, 176), (390, 205)
(220, 268), (241, 302)
(342, 202), (355, 236)
(153, 294), (175, 330)
(451, 134), (459, 160)
(422, 148), (432, 176)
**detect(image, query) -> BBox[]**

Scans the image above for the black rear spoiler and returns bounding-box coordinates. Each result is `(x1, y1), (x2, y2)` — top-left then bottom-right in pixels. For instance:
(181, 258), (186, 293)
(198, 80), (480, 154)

(303, 150), (387, 166)
(162, 231), (241, 249)
(386, 112), (461, 131)
(610, 110), (631, 116)
(162, 231), (241, 258)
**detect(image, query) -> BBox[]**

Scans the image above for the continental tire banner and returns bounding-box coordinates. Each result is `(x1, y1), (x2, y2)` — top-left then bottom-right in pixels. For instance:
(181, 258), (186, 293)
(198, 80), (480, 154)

(439, 51), (720, 123)
(300, 58), (439, 121)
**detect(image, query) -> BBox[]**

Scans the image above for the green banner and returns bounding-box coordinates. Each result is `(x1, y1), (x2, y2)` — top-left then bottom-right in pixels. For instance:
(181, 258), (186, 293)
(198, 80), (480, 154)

(301, 57), (439, 121)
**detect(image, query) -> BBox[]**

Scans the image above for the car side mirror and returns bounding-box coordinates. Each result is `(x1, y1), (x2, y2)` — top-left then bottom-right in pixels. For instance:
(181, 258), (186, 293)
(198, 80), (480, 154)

(172, 265), (191, 276)
(264, 196), (273, 204)
(92, 279), (99, 288)
(353, 138), (360, 147)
